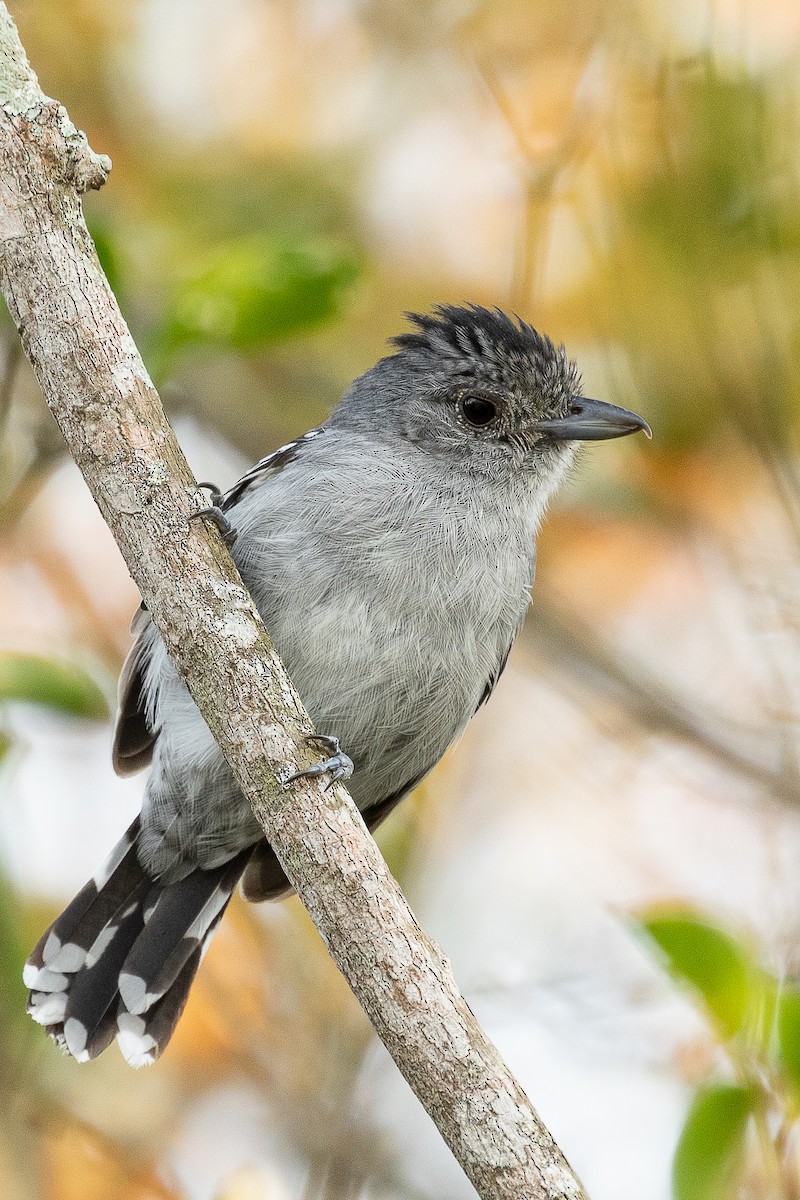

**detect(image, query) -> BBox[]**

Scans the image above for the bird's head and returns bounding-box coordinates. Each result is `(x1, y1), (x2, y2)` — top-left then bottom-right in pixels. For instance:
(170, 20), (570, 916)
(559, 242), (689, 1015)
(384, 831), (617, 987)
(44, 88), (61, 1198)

(334, 305), (650, 491)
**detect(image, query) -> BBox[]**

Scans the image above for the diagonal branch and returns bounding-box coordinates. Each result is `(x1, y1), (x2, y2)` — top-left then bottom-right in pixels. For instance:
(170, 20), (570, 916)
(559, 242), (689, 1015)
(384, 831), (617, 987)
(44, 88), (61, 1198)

(0, 7), (588, 1198)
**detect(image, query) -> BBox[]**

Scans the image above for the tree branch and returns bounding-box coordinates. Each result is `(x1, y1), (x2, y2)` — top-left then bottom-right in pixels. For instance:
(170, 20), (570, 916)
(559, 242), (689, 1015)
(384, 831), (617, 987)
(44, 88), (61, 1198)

(0, 8), (588, 1197)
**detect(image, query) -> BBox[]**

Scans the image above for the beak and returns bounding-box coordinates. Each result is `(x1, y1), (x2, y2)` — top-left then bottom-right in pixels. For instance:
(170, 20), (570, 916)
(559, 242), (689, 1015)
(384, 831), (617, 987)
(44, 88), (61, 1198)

(532, 397), (652, 442)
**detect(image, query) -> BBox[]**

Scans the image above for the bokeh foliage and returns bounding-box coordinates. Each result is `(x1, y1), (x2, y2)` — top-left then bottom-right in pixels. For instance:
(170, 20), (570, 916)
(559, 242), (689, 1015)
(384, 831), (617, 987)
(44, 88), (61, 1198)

(643, 910), (800, 1198)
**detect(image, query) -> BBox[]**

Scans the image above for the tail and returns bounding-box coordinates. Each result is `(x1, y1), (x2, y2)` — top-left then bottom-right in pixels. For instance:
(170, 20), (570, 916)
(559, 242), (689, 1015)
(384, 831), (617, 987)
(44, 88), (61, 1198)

(24, 819), (251, 1066)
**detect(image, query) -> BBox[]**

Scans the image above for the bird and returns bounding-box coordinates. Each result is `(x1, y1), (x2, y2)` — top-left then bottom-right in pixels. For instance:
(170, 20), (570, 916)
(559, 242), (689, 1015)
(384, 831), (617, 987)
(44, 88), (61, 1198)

(24, 304), (650, 1066)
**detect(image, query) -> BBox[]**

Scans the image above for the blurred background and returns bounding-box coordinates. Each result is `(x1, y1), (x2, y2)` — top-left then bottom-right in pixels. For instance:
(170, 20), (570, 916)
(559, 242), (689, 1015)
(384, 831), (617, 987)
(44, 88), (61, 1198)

(2, 0), (800, 1197)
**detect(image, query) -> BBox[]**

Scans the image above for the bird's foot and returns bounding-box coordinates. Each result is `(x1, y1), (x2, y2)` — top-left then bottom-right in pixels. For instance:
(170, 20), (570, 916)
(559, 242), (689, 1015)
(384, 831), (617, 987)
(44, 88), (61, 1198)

(191, 482), (238, 546)
(285, 734), (354, 791)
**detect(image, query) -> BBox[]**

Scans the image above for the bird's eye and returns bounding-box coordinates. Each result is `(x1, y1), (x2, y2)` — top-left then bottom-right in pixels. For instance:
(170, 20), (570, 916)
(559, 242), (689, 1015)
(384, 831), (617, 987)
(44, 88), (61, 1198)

(459, 396), (499, 428)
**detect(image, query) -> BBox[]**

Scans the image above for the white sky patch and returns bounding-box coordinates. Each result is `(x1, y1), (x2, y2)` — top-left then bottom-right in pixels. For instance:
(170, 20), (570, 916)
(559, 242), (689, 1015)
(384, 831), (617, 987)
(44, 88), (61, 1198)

(0, 706), (142, 900)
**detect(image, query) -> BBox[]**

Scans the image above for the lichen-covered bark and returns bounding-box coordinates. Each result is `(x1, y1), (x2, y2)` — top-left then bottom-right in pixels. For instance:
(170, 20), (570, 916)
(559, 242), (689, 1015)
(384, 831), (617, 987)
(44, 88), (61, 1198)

(0, 7), (589, 1197)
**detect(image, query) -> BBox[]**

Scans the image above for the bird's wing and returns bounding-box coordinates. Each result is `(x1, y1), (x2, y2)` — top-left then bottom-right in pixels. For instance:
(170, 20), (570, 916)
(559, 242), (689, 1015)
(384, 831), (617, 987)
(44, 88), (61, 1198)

(112, 427), (327, 777)
(112, 604), (158, 776)
(475, 639), (513, 713)
(219, 427), (326, 510)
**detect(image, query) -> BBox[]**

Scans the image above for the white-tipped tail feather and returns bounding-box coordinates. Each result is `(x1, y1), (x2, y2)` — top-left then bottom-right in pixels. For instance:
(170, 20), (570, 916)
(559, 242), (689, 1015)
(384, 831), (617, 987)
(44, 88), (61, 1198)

(24, 818), (251, 1064)
(116, 1012), (158, 1068)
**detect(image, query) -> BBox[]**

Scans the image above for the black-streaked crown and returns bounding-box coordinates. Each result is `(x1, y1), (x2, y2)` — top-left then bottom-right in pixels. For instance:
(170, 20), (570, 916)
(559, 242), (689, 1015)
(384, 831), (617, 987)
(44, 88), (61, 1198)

(393, 304), (551, 360)
(391, 304), (576, 394)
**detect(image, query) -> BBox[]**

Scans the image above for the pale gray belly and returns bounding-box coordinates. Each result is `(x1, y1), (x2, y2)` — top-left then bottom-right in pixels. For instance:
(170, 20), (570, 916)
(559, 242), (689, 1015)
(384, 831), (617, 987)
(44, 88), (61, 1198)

(248, 544), (524, 813)
(138, 511), (531, 877)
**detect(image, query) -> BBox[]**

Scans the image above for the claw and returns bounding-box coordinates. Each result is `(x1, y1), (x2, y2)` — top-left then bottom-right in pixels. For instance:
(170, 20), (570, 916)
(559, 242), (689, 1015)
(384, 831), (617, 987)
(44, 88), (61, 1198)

(285, 735), (354, 791)
(196, 481), (224, 506)
(191, 483), (238, 546)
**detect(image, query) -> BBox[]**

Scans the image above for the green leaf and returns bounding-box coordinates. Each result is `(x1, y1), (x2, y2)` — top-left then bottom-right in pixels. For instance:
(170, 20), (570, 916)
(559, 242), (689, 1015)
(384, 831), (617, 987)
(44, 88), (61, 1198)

(0, 653), (109, 719)
(641, 912), (751, 1036)
(0, 878), (37, 1066)
(673, 1084), (755, 1200)
(156, 233), (359, 369)
(0, 872), (28, 1013)
(776, 983), (800, 1091)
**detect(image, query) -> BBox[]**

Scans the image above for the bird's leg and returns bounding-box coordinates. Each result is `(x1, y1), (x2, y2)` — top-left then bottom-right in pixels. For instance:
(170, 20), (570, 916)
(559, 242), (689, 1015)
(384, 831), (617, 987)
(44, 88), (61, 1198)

(285, 734), (354, 791)
(190, 482), (238, 547)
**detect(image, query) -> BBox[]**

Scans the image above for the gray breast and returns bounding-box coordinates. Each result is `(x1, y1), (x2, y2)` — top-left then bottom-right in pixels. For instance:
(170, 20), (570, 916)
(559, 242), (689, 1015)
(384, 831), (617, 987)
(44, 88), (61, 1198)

(138, 433), (539, 876)
(233, 435), (538, 811)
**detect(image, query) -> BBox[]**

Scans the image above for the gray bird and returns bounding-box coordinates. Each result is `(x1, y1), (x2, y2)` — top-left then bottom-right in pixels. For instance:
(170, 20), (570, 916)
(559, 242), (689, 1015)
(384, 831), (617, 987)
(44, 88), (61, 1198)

(24, 305), (650, 1065)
